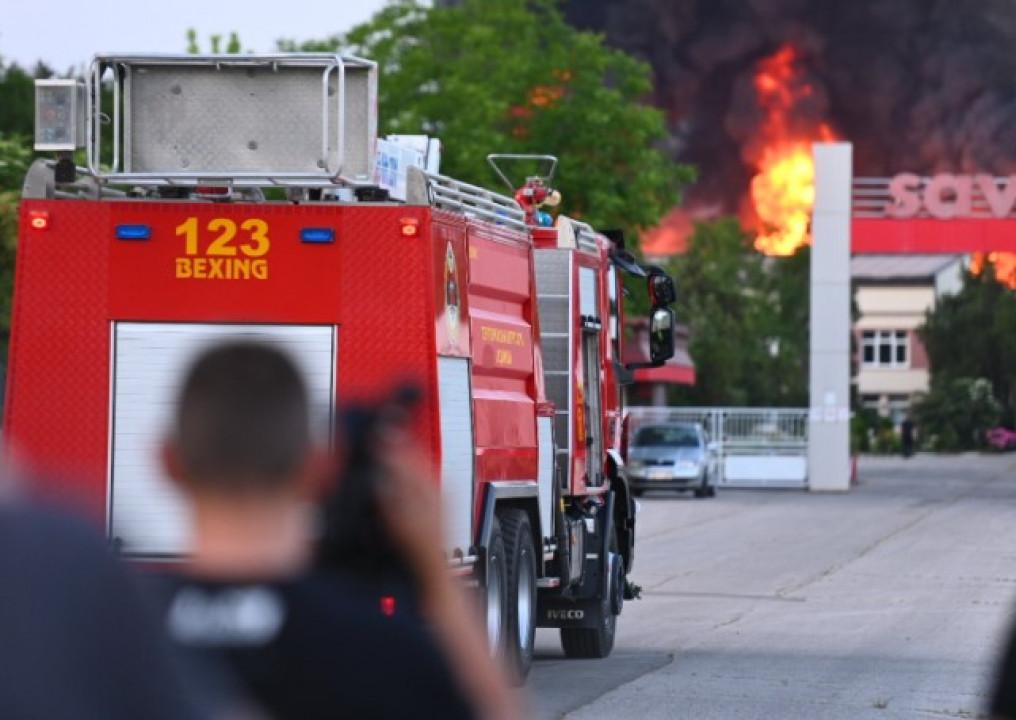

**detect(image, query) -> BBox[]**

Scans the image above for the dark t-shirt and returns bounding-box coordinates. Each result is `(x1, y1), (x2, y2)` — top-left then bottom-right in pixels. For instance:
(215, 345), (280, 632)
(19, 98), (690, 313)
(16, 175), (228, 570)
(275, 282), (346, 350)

(0, 503), (202, 720)
(155, 572), (476, 720)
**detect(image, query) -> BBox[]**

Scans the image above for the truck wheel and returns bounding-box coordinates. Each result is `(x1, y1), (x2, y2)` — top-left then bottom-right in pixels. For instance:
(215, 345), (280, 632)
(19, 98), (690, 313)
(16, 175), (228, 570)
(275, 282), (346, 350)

(498, 508), (536, 683)
(560, 531), (618, 659)
(486, 517), (508, 658)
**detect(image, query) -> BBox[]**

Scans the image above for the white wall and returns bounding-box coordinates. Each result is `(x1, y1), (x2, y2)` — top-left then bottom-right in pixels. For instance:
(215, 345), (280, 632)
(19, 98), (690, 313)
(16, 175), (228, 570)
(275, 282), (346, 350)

(857, 368), (930, 395)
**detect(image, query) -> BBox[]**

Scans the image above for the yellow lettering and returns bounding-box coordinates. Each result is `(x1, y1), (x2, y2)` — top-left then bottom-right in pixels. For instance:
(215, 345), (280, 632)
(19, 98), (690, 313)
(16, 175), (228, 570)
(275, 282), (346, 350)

(173, 218), (272, 281)
(207, 218), (238, 256)
(240, 218), (270, 257)
(496, 349), (513, 366)
(208, 258), (225, 279)
(480, 326), (526, 347)
(176, 217), (199, 256)
(175, 258), (192, 278)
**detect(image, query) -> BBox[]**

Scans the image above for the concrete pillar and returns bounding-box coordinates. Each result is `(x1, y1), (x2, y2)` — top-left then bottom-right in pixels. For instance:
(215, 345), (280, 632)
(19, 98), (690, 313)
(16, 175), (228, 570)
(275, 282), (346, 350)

(808, 143), (852, 492)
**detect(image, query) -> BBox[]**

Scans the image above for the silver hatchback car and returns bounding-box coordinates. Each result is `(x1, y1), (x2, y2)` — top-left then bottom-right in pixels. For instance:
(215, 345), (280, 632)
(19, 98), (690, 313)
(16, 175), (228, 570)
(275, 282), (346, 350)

(626, 422), (716, 498)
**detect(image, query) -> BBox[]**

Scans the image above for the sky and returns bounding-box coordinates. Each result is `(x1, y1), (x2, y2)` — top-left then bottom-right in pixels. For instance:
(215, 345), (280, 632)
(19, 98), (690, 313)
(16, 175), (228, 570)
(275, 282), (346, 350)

(2, 0), (391, 71)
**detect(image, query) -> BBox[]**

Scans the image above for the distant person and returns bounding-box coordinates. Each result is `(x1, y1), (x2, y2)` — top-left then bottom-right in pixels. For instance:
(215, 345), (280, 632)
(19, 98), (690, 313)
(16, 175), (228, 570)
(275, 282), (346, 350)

(901, 416), (915, 458)
(0, 498), (204, 719)
(156, 342), (516, 720)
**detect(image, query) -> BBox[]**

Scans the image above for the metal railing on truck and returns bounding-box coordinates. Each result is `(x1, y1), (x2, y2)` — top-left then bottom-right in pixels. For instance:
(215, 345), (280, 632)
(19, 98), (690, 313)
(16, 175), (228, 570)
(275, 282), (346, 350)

(625, 406), (809, 488)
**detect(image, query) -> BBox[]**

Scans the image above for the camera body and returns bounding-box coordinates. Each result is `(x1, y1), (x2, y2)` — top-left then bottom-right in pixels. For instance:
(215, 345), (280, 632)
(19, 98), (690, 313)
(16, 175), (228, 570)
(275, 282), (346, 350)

(315, 387), (421, 602)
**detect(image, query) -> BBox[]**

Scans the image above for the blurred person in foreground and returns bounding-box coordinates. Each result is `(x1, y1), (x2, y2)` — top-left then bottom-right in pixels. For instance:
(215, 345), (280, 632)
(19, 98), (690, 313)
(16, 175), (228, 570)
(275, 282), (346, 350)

(157, 342), (518, 720)
(0, 473), (203, 718)
(991, 616), (1016, 718)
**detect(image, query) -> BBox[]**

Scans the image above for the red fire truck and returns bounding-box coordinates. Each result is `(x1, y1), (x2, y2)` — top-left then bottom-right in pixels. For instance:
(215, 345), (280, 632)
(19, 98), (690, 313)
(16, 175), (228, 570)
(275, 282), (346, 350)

(6, 54), (677, 678)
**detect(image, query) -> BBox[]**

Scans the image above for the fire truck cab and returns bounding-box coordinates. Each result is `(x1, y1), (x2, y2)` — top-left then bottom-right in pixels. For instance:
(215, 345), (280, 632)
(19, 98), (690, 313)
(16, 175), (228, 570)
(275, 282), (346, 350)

(6, 54), (677, 679)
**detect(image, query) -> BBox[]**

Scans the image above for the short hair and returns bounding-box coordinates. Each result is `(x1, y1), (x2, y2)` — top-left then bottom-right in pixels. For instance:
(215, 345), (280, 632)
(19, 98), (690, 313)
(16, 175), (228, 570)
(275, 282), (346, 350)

(173, 342), (310, 491)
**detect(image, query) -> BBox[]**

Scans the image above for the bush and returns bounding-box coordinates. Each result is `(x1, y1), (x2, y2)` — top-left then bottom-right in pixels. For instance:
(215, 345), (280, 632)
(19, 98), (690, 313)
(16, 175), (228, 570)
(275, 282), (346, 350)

(850, 414), (871, 453)
(912, 377), (1002, 451)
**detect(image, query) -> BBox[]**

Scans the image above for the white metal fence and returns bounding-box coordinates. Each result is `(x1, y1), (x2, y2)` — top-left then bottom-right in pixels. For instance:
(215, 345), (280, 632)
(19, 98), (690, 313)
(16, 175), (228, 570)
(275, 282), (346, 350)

(625, 406), (809, 489)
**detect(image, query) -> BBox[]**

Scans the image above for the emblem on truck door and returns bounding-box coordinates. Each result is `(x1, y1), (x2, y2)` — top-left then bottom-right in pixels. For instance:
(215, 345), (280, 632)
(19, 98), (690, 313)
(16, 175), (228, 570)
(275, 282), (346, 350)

(444, 241), (460, 342)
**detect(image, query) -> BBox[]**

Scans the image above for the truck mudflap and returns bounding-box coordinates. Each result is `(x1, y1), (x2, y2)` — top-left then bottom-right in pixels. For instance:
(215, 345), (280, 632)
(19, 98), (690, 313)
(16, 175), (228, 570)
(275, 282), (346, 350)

(537, 492), (627, 629)
(538, 597), (605, 629)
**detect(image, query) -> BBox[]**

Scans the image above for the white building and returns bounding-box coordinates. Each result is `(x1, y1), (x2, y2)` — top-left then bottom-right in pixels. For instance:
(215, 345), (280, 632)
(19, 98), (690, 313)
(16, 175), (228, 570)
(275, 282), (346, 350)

(851, 254), (965, 422)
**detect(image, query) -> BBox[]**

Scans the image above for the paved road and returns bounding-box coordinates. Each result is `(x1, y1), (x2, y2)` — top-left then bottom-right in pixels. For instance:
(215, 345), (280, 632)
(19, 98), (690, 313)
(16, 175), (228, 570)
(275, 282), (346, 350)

(526, 454), (1016, 719)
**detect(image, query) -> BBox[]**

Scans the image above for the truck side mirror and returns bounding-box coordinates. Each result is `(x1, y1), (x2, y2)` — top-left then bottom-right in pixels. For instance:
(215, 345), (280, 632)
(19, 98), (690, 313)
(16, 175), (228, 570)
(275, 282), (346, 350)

(649, 307), (675, 365)
(648, 273), (676, 307)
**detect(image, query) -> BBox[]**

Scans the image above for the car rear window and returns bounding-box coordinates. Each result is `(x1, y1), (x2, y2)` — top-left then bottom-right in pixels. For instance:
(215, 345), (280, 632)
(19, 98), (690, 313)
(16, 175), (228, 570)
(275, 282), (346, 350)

(633, 425), (700, 448)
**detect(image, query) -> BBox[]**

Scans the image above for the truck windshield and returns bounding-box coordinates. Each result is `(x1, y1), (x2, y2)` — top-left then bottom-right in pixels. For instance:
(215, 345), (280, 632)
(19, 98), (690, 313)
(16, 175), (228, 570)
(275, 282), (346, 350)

(633, 425), (699, 448)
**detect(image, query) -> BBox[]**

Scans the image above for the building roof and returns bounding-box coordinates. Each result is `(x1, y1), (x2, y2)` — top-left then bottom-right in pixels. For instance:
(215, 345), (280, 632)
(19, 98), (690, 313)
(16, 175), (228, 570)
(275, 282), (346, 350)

(851, 254), (963, 281)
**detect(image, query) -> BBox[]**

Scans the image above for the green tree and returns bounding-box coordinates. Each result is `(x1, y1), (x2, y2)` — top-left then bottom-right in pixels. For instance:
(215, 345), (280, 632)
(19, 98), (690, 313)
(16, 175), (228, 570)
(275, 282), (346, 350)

(0, 133), (32, 367)
(280, 0), (692, 233)
(0, 56), (54, 378)
(913, 377), (1002, 450)
(919, 265), (1016, 425)
(185, 30), (243, 54)
(650, 219), (809, 407)
(0, 59), (51, 137)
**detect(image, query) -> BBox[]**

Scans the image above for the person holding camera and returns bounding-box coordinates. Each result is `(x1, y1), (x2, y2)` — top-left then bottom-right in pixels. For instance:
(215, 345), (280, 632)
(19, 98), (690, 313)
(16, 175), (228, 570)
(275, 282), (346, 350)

(156, 342), (517, 720)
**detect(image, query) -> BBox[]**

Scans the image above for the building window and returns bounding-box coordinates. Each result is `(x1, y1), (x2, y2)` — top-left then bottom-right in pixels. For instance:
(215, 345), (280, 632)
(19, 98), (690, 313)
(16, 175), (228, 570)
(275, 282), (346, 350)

(861, 330), (909, 368)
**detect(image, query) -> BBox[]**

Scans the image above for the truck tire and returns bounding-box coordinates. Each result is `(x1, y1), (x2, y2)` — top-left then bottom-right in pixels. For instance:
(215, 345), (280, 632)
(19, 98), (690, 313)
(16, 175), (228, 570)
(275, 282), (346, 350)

(560, 530), (618, 659)
(486, 517), (508, 658)
(498, 508), (536, 683)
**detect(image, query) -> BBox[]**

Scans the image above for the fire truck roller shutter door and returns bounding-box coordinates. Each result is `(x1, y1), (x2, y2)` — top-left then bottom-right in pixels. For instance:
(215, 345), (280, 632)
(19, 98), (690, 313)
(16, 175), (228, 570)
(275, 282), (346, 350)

(437, 356), (474, 556)
(109, 322), (336, 557)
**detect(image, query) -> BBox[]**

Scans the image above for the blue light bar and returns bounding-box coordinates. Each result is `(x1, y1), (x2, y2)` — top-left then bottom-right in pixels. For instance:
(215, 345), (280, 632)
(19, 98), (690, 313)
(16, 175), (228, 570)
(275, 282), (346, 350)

(116, 224), (151, 240)
(300, 227), (335, 244)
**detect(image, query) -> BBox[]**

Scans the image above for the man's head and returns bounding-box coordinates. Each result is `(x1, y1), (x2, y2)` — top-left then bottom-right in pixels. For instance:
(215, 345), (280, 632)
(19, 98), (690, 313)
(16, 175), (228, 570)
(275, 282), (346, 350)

(164, 342), (312, 496)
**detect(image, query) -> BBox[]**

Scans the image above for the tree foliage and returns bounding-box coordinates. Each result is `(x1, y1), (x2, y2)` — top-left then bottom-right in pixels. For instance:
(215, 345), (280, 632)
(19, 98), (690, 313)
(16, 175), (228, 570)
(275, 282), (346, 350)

(280, 0), (692, 234)
(918, 264), (1016, 437)
(186, 30), (242, 55)
(0, 60), (49, 138)
(646, 219), (809, 407)
(0, 56), (46, 373)
(913, 377), (1002, 450)
(0, 133), (32, 366)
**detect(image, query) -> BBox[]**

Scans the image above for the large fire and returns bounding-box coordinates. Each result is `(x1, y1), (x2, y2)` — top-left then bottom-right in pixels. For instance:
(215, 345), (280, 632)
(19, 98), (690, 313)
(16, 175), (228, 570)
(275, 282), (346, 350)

(748, 46), (837, 256)
(971, 252), (1016, 289)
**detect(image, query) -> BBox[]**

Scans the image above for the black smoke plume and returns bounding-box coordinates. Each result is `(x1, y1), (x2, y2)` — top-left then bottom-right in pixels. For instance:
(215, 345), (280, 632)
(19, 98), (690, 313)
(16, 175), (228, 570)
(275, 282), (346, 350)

(564, 0), (1016, 251)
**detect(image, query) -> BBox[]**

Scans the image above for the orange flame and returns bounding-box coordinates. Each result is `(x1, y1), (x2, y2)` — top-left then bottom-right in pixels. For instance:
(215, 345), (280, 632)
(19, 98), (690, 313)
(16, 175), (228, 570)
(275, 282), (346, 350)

(749, 46), (838, 256)
(971, 252), (1016, 288)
